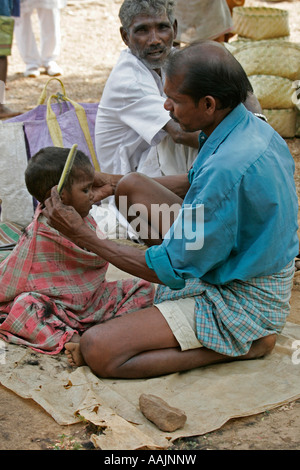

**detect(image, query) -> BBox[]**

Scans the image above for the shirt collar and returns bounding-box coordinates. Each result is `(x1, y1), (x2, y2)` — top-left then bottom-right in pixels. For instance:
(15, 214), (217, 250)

(198, 131), (208, 151)
(198, 103), (248, 155)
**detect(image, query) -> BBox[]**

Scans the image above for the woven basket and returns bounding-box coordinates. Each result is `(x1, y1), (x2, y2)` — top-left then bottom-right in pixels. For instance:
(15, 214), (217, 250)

(231, 36), (290, 44)
(231, 41), (300, 81)
(264, 108), (297, 138)
(249, 75), (294, 109)
(232, 7), (289, 40)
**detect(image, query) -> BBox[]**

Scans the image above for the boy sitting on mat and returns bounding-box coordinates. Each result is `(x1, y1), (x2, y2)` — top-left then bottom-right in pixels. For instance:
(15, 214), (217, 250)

(0, 147), (154, 354)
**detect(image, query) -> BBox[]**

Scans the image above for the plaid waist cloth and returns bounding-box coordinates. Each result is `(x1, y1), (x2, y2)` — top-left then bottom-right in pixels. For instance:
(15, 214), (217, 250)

(0, 207), (155, 354)
(154, 261), (295, 356)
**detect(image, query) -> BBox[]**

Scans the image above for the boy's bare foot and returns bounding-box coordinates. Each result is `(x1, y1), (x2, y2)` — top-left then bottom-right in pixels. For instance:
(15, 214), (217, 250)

(65, 342), (86, 367)
(65, 335), (86, 367)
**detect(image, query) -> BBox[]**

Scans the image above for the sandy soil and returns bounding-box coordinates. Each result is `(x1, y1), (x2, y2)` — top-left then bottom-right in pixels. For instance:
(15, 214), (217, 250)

(1, 0), (300, 451)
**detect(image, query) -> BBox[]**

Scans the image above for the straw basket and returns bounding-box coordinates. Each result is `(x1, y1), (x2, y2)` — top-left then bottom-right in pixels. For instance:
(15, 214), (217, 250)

(231, 41), (300, 81)
(232, 7), (289, 40)
(249, 75), (294, 109)
(264, 108), (297, 138)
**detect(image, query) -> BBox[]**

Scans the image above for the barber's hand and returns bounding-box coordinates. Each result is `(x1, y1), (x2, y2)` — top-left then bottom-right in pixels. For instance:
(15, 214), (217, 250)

(43, 186), (85, 241)
(93, 171), (122, 202)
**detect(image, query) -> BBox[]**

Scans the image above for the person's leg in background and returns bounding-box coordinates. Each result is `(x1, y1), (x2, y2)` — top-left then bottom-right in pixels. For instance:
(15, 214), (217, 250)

(13, 8), (41, 77)
(38, 7), (63, 76)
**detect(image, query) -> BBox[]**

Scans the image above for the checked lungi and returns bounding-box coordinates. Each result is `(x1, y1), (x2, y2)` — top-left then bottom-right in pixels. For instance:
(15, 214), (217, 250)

(0, 206), (155, 354)
(154, 261), (295, 356)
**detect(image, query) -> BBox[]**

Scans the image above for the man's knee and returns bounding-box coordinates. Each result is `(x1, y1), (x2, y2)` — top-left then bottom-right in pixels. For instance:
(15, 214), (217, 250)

(80, 325), (122, 378)
(115, 173), (147, 201)
(80, 326), (112, 377)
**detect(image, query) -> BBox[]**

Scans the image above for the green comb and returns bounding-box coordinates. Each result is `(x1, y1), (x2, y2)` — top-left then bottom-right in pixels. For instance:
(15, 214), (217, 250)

(57, 144), (78, 194)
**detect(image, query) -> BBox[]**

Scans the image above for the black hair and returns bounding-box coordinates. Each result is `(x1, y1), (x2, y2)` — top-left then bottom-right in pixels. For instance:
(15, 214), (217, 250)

(166, 41), (253, 109)
(25, 147), (93, 203)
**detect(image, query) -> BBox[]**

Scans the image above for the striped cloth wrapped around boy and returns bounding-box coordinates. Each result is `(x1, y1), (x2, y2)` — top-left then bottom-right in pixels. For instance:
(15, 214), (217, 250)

(0, 206), (155, 354)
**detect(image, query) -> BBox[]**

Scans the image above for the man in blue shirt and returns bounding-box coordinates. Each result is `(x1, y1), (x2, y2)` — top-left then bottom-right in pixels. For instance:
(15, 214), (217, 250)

(44, 41), (299, 378)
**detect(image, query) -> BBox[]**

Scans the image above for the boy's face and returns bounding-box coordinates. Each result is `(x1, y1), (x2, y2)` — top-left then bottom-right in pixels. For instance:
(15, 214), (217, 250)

(62, 169), (95, 218)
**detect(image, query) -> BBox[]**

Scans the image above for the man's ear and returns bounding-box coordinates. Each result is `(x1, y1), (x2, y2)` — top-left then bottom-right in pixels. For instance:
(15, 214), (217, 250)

(173, 19), (178, 41)
(204, 96), (217, 115)
(120, 26), (129, 46)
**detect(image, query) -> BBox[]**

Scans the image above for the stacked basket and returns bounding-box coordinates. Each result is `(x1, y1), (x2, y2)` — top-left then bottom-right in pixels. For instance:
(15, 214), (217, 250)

(230, 6), (300, 138)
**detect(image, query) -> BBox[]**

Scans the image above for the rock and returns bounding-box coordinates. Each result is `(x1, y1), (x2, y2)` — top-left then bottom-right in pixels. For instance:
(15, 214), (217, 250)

(139, 393), (187, 432)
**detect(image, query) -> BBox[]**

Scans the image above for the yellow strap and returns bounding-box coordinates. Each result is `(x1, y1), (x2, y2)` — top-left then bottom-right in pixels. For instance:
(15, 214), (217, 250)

(46, 94), (64, 147)
(37, 77), (66, 105)
(64, 97), (100, 172)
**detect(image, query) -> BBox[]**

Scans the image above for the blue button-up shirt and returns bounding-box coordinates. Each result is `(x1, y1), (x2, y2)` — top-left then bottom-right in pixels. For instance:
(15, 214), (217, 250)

(145, 104), (299, 289)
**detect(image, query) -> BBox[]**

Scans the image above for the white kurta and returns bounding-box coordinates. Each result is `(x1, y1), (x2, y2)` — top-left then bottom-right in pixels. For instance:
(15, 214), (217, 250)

(95, 49), (197, 177)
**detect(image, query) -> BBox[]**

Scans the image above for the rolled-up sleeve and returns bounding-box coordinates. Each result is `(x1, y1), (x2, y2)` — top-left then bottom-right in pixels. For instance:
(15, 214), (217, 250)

(144, 196), (235, 288)
(120, 95), (171, 146)
(145, 244), (186, 289)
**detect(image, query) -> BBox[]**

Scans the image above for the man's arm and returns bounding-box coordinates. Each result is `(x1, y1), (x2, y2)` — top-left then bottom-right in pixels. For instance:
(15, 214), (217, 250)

(164, 119), (200, 148)
(43, 187), (162, 284)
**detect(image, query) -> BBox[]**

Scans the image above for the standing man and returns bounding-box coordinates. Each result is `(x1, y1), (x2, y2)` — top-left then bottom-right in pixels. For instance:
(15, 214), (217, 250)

(44, 42), (298, 379)
(13, 0), (66, 78)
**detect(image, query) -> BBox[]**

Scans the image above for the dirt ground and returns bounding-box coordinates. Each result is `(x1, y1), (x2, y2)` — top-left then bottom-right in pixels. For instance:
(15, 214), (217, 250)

(1, 0), (300, 452)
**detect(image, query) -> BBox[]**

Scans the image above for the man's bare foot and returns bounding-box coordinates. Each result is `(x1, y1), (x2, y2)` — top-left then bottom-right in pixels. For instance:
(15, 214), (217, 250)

(243, 334), (276, 360)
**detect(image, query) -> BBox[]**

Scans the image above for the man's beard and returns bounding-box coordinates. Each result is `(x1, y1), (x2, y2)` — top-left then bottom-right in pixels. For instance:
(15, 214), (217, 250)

(140, 57), (167, 70)
(138, 45), (172, 70)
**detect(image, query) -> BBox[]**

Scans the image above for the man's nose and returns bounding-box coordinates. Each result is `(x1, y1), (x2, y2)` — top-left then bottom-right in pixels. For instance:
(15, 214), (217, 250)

(164, 98), (172, 111)
(148, 27), (161, 44)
